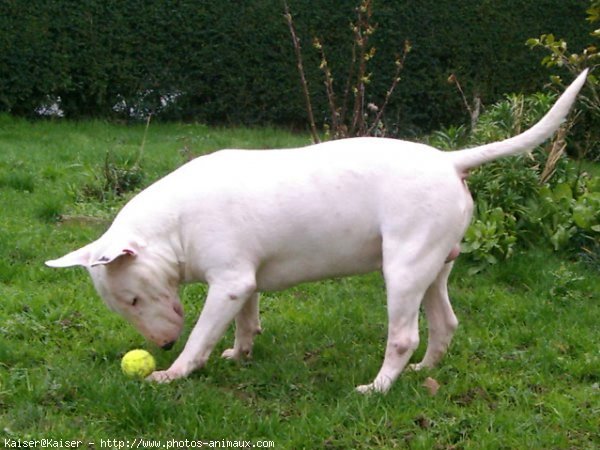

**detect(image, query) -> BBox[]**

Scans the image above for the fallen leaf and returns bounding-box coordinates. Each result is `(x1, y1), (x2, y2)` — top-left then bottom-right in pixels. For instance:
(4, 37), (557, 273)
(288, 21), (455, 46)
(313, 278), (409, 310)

(422, 377), (440, 396)
(414, 415), (431, 429)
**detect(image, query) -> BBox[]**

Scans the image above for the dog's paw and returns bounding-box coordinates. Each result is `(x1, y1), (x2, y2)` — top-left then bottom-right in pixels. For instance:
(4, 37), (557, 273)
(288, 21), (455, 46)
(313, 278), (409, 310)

(355, 384), (375, 395)
(221, 347), (251, 361)
(146, 370), (180, 383)
(355, 380), (391, 395)
(221, 348), (239, 360)
(408, 362), (434, 372)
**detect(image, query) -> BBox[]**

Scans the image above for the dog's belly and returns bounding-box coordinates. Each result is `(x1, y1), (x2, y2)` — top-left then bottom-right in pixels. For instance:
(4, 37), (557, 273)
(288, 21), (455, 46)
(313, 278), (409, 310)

(255, 231), (383, 291)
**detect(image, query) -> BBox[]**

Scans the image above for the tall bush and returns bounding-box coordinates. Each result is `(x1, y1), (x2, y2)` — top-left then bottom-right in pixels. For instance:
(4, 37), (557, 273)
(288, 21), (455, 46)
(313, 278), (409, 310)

(527, 0), (600, 160)
(430, 91), (600, 272)
(0, 0), (589, 132)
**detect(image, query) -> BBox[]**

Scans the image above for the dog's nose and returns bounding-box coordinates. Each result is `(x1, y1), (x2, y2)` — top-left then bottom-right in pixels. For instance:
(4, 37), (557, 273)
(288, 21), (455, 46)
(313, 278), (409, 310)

(161, 340), (176, 351)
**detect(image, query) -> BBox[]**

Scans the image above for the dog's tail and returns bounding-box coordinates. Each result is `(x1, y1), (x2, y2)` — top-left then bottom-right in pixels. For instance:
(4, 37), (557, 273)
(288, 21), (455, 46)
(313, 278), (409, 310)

(448, 69), (588, 173)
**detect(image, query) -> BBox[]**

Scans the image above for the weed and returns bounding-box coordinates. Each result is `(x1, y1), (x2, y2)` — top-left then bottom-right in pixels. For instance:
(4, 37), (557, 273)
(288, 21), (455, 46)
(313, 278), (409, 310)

(549, 264), (586, 300)
(77, 117), (155, 202)
(79, 151), (145, 202)
(0, 171), (35, 193)
(35, 198), (63, 223)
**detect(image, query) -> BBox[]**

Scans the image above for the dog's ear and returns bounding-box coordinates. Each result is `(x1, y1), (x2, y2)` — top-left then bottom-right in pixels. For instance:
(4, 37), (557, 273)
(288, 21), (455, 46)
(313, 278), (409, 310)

(45, 242), (96, 268)
(88, 245), (138, 267)
(46, 238), (145, 268)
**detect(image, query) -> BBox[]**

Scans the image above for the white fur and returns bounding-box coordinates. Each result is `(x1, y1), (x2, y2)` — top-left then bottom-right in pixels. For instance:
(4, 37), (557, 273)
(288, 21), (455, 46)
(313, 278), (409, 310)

(46, 71), (587, 393)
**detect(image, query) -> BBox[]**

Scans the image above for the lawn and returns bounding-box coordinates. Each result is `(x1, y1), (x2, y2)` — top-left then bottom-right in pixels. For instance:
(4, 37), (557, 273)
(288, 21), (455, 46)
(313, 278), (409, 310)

(0, 116), (598, 449)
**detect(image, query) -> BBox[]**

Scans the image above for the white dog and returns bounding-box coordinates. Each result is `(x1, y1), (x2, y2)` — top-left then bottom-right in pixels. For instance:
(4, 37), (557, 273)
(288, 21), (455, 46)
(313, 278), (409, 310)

(46, 71), (587, 393)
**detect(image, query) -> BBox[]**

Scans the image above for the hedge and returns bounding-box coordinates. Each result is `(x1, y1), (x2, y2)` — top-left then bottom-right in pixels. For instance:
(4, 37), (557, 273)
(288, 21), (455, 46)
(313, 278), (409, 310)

(0, 0), (590, 133)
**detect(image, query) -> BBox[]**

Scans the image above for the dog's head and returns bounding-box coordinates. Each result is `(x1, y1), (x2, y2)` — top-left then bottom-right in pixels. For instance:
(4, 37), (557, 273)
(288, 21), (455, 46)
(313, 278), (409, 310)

(46, 237), (184, 349)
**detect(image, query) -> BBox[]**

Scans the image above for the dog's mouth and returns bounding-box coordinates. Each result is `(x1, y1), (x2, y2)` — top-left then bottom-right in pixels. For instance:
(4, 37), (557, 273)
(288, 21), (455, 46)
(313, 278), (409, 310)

(173, 301), (184, 319)
(161, 340), (176, 351)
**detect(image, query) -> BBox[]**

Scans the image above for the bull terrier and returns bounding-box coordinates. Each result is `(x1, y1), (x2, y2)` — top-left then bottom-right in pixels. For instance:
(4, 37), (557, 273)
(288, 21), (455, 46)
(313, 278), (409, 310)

(46, 70), (587, 393)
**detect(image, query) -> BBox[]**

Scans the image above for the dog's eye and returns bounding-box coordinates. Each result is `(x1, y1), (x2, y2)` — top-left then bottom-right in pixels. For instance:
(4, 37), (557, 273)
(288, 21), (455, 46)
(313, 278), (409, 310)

(131, 297), (139, 307)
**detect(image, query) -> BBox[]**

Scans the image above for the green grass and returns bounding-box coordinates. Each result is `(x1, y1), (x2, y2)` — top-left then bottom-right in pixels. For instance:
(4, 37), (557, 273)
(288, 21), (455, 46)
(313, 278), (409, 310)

(1, 116), (598, 448)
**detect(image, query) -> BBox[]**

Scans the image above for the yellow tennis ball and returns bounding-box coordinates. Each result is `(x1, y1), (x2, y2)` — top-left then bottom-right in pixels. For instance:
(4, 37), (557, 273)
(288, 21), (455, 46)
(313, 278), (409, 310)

(121, 349), (156, 379)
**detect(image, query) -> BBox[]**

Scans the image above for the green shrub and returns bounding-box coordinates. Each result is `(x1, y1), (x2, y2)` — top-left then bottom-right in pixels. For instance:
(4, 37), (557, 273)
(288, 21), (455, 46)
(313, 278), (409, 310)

(0, 0), (589, 132)
(433, 91), (600, 269)
(461, 204), (517, 274)
(527, 0), (600, 161)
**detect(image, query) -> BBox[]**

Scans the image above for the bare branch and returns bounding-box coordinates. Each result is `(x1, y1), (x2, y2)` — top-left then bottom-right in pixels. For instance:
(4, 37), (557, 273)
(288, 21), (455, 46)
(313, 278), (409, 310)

(448, 73), (481, 130)
(283, 1), (321, 143)
(350, 0), (373, 136)
(314, 38), (342, 137)
(367, 40), (411, 135)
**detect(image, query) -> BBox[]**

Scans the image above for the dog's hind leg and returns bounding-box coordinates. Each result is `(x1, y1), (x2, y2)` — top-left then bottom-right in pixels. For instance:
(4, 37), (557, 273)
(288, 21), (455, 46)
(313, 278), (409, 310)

(409, 262), (458, 371)
(222, 292), (262, 360)
(356, 240), (443, 394)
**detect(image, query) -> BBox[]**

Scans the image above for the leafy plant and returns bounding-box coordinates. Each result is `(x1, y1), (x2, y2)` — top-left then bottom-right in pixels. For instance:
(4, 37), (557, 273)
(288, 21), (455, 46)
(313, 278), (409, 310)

(549, 264), (586, 301)
(527, 0), (600, 160)
(472, 92), (558, 143)
(573, 181), (600, 233)
(461, 204), (517, 274)
(427, 124), (468, 150)
(438, 90), (600, 268)
(528, 183), (580, 251)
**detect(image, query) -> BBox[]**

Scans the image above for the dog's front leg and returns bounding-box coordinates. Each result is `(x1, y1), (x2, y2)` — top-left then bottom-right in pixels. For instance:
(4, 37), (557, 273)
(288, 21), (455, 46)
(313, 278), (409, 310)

(148, 273), (257, 383)
(221, 292), (262, 360)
